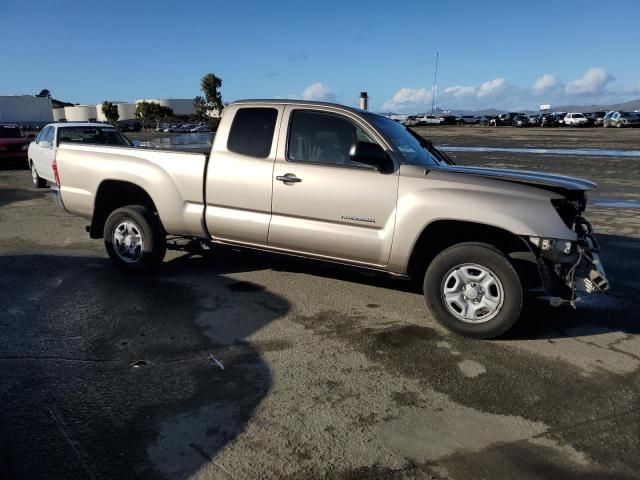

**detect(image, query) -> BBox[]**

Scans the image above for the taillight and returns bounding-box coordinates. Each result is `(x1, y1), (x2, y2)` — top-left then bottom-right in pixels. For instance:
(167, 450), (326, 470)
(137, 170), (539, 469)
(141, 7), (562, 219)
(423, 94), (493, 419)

(52, 155), (61, 186)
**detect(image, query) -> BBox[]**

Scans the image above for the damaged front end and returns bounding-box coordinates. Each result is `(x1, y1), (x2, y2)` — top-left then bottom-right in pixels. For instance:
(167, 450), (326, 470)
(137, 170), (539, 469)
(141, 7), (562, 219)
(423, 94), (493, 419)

(528, 193), (610, 307)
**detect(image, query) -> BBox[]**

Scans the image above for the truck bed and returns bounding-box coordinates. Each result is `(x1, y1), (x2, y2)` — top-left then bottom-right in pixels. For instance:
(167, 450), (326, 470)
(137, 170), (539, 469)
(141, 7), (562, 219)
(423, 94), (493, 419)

(56, 143), (209, 237)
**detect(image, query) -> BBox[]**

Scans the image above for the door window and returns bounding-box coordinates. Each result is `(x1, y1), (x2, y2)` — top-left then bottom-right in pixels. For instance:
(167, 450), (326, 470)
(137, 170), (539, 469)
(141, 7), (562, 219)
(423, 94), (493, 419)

(36, 127), (50, 144)
(44, 126), (55, 144)
(286, 110), (376, 169)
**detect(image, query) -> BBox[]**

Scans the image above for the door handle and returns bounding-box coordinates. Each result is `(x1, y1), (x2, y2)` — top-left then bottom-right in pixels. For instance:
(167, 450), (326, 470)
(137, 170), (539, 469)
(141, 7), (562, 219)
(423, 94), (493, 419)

(276, 173), (302, 184)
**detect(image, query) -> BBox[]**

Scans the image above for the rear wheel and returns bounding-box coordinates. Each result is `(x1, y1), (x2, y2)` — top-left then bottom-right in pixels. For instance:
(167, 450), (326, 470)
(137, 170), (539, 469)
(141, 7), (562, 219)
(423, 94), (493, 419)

(424, 242), (523, 339)
(30, 162), (46, 188)
(104, 205), (166, 272)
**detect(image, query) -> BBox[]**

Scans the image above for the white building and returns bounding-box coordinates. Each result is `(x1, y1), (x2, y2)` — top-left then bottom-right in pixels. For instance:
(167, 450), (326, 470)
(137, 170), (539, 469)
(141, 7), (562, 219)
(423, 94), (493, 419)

(117, 103), (137, 121)
(0, 95), (53, 123)
(52, 108), (66, 122)
(136, 98), (196, 116)
(64, 105), (98, 122)
(96, 102), (137, 122)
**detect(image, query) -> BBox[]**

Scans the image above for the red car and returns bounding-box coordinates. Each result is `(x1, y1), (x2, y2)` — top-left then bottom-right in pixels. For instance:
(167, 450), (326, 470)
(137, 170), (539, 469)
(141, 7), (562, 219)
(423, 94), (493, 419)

(0, 125), (34, 165)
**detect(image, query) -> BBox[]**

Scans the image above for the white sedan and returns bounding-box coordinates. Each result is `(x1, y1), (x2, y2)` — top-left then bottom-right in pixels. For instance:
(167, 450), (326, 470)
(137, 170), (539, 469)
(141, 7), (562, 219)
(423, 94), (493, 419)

(28, 123), (132, 187)
(564, 113), (589, 127)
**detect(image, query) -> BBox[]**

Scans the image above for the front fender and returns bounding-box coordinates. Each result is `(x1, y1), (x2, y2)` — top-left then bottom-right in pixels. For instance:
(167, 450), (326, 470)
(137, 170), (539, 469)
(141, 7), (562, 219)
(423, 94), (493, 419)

(387, 172), (575, 273)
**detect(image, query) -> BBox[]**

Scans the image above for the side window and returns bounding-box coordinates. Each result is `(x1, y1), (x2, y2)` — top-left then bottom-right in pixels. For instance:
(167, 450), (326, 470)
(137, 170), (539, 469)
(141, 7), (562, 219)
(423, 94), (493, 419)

(36, 127), (49, 144)
(44, 127), (55, 144)
(287, 110), (376, 169)
(227, 108), (278, 158)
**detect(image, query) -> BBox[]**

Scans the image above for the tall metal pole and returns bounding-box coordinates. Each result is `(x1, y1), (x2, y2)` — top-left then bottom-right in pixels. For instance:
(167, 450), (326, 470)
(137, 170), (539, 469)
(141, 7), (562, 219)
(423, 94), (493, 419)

(429, 52), (439, 142)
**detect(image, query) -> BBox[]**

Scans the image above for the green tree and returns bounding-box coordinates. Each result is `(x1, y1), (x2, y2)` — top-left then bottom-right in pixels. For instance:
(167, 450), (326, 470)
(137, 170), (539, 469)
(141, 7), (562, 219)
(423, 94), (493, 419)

(135, 101), (173, 129)
(101, 101), (120, 124)
(199, 73), (224, 117)
(36, 89), (51, 98)
(193, 95), (207, 119)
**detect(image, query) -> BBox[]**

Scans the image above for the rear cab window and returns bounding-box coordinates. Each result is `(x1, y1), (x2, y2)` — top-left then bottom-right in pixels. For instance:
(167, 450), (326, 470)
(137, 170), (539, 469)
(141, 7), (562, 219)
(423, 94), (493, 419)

(227, 108), (278, 158)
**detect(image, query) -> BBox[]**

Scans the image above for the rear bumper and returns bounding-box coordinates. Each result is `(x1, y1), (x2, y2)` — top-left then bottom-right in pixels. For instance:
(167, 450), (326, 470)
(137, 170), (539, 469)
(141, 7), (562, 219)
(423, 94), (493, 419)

(50, 184), (66, 212)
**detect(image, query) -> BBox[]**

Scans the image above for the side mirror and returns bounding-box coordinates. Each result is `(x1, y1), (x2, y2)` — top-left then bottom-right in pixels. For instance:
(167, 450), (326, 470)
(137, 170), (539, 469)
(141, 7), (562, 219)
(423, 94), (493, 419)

(349, 141), (394, 173)
(39, 140), (51, 148)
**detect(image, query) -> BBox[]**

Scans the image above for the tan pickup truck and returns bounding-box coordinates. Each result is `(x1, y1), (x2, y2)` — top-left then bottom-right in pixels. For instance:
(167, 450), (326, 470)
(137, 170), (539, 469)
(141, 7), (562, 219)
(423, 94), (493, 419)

(51, 100), (609, 338)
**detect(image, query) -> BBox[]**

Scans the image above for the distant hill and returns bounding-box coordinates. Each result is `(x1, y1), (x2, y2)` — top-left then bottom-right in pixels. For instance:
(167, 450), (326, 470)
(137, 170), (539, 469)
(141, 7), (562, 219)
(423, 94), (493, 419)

(551, 98), (640, 113)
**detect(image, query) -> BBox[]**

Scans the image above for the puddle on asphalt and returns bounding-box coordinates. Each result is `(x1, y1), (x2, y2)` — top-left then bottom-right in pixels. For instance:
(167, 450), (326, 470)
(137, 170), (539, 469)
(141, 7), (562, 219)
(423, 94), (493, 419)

(592, 199), (640, 209)
(440, 146), (640, 158)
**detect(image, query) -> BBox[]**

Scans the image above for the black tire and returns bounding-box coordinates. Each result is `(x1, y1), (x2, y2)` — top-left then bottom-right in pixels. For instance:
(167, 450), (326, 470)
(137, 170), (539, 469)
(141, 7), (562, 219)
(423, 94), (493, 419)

(103, 205), (166, 272)
(423, 242), (523, 339)
(30, 161), (47, 188)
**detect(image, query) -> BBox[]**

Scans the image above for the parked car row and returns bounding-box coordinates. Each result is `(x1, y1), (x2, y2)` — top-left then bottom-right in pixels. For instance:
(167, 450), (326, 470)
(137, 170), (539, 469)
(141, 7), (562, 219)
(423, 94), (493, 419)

(400, 110), (640, 128)
(155, 122), (211, 133)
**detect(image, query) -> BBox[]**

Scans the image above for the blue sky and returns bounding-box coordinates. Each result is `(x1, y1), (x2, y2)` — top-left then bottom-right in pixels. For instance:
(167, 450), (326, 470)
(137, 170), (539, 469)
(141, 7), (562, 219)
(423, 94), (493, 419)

(2, 0), (639, 112)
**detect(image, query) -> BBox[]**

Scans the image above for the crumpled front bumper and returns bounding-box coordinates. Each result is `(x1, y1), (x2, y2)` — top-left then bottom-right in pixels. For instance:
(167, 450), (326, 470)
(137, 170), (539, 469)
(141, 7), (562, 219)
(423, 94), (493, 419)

(532, 217), (610, 307)
(572, 223), (609, 296)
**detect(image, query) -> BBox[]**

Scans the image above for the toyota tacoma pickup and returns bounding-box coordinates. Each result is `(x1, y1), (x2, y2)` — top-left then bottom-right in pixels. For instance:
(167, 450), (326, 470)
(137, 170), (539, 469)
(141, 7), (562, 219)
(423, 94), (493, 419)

(50, 100), (609, 338)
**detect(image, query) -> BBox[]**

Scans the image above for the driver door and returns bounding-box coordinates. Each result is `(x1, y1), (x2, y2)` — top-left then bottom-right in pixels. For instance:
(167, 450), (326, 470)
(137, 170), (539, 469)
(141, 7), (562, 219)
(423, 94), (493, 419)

(268, 107), (399, 267)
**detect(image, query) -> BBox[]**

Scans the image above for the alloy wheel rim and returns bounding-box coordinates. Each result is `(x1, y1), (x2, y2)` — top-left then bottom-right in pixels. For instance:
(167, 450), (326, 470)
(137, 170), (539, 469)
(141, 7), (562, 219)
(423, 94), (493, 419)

(112, 220), (144, 263)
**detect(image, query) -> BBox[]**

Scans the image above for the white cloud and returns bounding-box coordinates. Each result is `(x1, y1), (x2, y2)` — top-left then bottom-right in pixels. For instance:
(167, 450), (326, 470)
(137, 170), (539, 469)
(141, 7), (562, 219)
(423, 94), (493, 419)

(379, 70), (638, 113)
(380, 86), (436, 112)
(444, 85), (476, 97)
(301, 82), (337, 102)
(565, 68), (613, 95)
(390, 87), (434, 104)
(533, 74), (557, 94)
(477, 78), (505, 97)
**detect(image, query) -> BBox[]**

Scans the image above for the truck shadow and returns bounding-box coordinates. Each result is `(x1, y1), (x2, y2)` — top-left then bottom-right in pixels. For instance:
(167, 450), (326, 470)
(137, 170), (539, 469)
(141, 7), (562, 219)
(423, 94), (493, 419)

(0, 187), (47, 208)
(0, 253), (289, 480)
(171, 232), (640, 341)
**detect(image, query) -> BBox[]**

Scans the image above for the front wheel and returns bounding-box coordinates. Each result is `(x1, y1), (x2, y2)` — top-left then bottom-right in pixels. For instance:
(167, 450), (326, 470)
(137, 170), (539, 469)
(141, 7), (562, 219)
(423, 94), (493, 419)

(424, 242), (523, 339)
(104, 205), (166, 272)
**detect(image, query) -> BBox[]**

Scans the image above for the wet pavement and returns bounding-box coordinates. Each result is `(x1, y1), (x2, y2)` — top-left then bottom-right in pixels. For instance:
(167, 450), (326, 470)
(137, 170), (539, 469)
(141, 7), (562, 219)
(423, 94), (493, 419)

(440, 145), (640, 158)
(1, 132), (640, 479)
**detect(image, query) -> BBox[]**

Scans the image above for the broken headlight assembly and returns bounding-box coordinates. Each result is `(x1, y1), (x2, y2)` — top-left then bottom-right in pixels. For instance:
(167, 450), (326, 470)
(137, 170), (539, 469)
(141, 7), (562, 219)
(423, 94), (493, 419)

(528, 214), (609, 307)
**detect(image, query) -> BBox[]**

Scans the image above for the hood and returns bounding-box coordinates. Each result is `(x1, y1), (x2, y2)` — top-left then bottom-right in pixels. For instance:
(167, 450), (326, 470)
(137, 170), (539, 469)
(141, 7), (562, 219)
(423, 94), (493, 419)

(431, 165), (596, 192)
(0, 138), (31, 146)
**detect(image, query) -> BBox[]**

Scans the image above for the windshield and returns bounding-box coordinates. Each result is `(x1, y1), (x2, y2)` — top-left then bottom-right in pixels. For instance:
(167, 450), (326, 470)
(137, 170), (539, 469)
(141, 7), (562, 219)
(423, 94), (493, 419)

(364, 114), (443, 167)
(0, 126), (23, 139)
(57, 127), (132, 146)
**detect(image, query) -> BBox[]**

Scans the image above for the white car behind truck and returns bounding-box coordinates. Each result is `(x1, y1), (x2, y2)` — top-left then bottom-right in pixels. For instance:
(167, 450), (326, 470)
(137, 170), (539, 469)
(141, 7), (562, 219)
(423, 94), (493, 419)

(50, 100), (609, 339)
(28, 123), (132, 187)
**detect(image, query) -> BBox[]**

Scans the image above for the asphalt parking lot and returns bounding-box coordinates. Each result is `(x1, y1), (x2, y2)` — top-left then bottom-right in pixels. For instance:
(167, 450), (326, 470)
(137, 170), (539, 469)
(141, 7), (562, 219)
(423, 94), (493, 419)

(1, 129), (640, 479)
